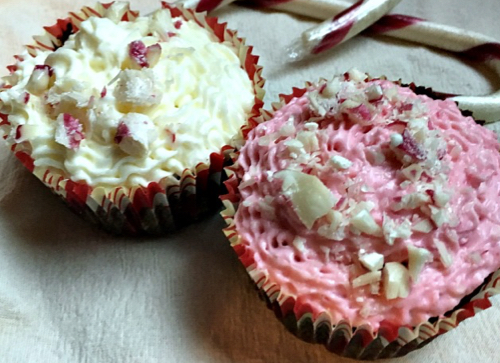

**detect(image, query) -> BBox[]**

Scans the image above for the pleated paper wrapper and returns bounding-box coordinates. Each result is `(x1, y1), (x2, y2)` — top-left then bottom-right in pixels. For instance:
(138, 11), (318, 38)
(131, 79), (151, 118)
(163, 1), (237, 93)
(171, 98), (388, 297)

(220, 83), (500, 360)
(0, 2), (265, 235)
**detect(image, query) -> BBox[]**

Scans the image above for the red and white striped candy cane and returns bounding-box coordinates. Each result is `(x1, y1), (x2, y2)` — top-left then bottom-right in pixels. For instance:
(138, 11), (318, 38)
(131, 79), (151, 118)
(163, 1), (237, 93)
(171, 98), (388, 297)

(171, 0), (500, 122)
(368, 15), (500, 123)
(269, 0), (500, 122)
(286, 0), (402, 62)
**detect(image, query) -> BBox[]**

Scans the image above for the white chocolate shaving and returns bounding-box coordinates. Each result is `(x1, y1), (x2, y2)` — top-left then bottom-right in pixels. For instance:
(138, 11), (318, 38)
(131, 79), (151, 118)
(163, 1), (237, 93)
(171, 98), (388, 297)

(359, 252), (384, 271)
(322, 77), (341, 98)
(412, 219), (434, 233)
(382, 215), (412, 245)
(364, 84), (383, 101)
(296, 131), (319, 153)
(434, 239), (453, 268)
(284, 139), (305, 156)
(292, 237), (306, 252)
(430, 205), (449, 227)
(320, 246), (331, 263)
(275, 169), (336, 229)
(407, 245), (432, 282)
(383, 262), (411, 300)
(351, 210), (382, 236)
(352, 271), (382, 288)
(390, 133), (403, 147)
(348, 68), (368, 82)
(330, 155), (352, 170)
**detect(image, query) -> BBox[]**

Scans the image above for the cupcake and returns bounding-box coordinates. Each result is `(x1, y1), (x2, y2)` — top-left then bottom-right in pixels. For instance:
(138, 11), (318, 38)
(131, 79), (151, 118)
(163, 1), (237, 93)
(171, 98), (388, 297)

(221, 69), (500, 359)
(0, 2), (264, 234)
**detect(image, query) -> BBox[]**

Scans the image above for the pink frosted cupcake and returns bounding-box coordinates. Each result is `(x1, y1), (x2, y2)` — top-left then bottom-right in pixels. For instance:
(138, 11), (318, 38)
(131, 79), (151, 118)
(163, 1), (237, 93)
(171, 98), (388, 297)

(0, 2), (264, 234)
(222, 69), (500, 359)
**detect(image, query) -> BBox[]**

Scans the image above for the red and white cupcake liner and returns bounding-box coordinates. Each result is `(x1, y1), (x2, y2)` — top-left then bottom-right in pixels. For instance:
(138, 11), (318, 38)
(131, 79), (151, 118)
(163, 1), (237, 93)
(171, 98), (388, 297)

(0, 2), (265, 235)
(220, 83), (500, 359)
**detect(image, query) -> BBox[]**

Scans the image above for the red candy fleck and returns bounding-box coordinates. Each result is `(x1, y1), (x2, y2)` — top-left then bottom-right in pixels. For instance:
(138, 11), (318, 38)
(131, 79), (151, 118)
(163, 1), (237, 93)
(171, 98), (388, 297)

(129, 40), (163, 68)
(101, 87), (107, 98)
(166, 129), (176, 144)
(398, 129), (426, 161)
(23, 92), (30, 104)
(350, 104), (371, 122)
(387, 120), (407, 127)
(386, 120), (407, 133)
(114, 122), (130, 144)
(15, 125), (22, 140)
(129, 40), (149, 68)
(167, 32), (177, 38)
(63, 114), (84, 149)
(368, 94), (383, 103)
(425, 189), (435, 203)
(174, 20), (182, 29)
(335, 196), (346, 209)
(34, 64), (54, 76)
(400, 103), (413, 112)
(0, 113), (9, 127)
(318, 83), (328, 94)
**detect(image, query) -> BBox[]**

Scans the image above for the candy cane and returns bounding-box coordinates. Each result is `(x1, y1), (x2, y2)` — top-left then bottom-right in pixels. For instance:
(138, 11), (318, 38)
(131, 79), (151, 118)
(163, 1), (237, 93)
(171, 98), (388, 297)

(170, 0), (500, 122)
(367, 15), (500, 123)
(272, 0), (500, 122)
(285, 0), (402, 62)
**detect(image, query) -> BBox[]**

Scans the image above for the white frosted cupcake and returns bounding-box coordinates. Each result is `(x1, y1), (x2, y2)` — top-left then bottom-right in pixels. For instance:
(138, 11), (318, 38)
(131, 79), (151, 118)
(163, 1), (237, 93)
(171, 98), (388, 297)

(0, 2), (264, 234)
(222, 70), (500, 359)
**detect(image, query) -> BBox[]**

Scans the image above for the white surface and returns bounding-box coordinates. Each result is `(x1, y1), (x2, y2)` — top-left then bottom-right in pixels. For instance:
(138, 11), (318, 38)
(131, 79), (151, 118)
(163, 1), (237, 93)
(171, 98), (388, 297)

(0, 0), (499, 362)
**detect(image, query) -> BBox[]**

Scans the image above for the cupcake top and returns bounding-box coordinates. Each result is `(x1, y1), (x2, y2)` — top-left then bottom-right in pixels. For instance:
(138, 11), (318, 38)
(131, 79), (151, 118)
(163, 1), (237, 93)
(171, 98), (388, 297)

(0, 4), (255, 188)
(232, 69), (500, 329)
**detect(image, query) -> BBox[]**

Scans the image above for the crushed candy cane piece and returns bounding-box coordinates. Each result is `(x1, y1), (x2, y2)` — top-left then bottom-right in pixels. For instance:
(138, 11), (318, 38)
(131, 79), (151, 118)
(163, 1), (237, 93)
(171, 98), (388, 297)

(54, 113), (84, 150)
(129, 40), (148, 68)
(398, 129), (426, 160)
(128, 41), (163, 69)
(114, 113), (158, 156)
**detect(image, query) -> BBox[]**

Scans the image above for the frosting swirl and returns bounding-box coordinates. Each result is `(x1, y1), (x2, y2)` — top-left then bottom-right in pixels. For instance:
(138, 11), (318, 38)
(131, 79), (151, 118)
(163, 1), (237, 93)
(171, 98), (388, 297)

(0, 5), (255, 188)
(233, 71), (500, 328)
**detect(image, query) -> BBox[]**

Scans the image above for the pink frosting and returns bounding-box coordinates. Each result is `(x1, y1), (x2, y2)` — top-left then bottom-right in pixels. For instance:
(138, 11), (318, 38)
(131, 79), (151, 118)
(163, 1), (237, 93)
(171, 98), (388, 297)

(233, 76), (500, 329)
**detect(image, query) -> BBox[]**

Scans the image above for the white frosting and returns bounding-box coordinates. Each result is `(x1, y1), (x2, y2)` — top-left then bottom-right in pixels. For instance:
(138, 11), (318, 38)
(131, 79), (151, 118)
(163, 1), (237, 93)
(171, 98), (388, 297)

(0, 6), (254, 188)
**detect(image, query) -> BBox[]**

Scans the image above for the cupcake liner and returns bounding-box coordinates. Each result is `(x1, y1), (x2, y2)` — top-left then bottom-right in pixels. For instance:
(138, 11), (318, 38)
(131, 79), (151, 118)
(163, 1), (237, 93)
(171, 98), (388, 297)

(220, 82), (500, 359)
(1, 2), (265, 235)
